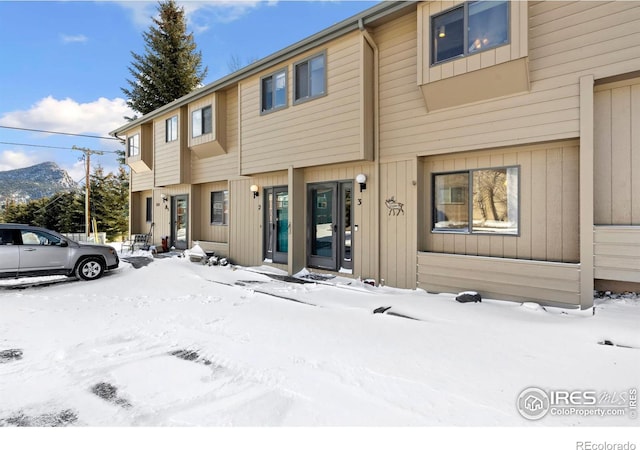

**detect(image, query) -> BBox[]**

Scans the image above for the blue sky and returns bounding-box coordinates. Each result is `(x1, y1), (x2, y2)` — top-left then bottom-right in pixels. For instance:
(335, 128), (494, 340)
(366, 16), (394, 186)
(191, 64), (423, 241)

(0, 0), (378, 180)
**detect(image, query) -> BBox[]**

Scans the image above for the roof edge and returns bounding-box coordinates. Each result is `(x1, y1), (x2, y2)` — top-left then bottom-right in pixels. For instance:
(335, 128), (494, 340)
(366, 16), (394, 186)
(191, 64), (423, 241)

(110, 0), (417, 136)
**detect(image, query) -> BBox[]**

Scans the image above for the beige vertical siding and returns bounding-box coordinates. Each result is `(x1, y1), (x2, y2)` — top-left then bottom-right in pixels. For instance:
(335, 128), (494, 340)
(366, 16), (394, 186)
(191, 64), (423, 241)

(374, 1), (640, 161)
(379, 160), (417, 289)
(229, 172), (288, 267)
(196, 181), (230, 243)
(423, 141), (580, 263)
(150, 185), (191, 248)
(594, 77), (640, 225)
(191, 87), (239, 183)
(239, 32), (371, 174)
(305, 162), (377, 281)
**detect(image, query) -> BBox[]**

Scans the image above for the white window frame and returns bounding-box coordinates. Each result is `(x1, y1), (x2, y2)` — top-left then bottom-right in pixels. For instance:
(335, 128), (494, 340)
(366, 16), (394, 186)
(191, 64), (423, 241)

(127, 134), (140, 157)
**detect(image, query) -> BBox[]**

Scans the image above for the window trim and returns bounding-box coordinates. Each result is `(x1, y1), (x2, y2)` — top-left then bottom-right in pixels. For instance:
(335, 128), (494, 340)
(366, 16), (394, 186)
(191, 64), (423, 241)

(192, 105), (212, 138)
(430, 1), (510, 66)
(165, 115), (178, 142)
(431, 165), (520, 236)
(260, 68), (288, 114)
(210, 190), (229, 226)
(127, 134), (140, 157)
(293, 51), (327, 105)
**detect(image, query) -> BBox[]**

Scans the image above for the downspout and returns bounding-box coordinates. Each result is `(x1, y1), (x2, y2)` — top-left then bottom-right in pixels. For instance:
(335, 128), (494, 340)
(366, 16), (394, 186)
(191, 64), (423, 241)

(358, 19), (381, 283)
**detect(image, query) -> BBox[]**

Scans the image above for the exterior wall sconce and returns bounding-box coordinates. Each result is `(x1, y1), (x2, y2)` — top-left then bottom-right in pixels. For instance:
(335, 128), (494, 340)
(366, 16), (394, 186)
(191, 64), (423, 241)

(356, 173), (367, 192)
(160, 193), (169, 210)
(250, 184), (259, 199)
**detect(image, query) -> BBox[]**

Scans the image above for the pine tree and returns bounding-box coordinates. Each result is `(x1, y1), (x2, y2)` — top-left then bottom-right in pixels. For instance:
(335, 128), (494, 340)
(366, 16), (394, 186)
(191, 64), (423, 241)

(122, 0), (208, 115)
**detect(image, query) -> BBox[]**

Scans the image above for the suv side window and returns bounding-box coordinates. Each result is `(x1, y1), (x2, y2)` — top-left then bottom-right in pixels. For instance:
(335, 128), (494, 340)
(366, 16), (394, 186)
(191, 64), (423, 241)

(0, 229), (16, 245)
(20, 230), (61, 246)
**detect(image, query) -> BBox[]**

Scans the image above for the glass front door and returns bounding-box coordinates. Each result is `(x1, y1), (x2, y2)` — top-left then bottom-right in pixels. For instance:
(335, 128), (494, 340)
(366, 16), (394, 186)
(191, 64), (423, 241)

(308, 182), (353, 271)
(264, 187), (288, 264)
(171, 194), (188, 250)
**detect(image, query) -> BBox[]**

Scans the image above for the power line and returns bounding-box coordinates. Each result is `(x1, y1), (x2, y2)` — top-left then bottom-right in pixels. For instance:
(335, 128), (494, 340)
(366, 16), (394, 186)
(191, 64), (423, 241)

(0, 125), (124, 141)
(0, 141), (120, 154)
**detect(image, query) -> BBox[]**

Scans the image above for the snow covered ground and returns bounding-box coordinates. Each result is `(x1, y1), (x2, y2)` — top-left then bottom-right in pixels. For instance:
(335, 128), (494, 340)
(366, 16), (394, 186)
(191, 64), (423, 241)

(0, 246), (638, 448)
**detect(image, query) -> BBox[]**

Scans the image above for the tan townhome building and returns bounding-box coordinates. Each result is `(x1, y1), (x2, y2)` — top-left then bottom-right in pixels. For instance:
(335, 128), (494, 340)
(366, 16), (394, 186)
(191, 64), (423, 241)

(111, 1), (640, 310)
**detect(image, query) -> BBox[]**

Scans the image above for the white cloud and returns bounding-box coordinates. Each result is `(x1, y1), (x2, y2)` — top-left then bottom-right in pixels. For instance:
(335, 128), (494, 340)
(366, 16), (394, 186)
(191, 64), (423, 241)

(0, 96), (130, 176)
(0, 96), (134, 138)
(61, 34), (88, 44)
(0, 150), (40, 172)
(116, 0), (265, 30)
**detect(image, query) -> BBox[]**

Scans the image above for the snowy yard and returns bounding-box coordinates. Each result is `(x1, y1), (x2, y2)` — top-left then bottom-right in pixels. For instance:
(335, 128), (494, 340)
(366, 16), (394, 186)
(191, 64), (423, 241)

(0, 248), (638, 446)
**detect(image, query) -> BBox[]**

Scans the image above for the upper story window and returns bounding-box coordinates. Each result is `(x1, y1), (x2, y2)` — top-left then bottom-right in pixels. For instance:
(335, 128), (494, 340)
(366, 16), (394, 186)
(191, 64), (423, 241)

(192, 105), (212, 138)
(432, 1), (509, 65)
(211, 190), (229, 225)
(127, 134), (140, 157)
(433, 166), (519, 235)
(166, 115), (178, 142)
(261, 69), (287, 113)
(294, 52), (326, 103)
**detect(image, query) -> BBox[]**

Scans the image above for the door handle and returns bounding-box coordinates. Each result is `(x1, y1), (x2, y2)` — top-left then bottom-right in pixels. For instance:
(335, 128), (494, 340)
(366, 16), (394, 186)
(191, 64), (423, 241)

(333, 224), (338, 232)
(24, 248), (36, 252)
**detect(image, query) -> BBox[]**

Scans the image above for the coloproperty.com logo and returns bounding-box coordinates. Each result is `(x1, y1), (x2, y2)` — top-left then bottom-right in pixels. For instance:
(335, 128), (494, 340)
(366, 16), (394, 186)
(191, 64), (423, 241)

(517, 386), (638, 421)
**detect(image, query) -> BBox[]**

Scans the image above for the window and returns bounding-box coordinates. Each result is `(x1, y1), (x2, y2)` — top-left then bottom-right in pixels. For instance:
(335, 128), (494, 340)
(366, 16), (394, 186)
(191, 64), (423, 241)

(145, 197), (152, 223)
(433, 166), (519, 235)
(432, 1), (509, 65)
(294, 53), (325, 102)
(166, 115), (178, 142)
(127, 134), (139, 157)
(210, 190), (228, 225)
(261, 69), (287, 113)
(192, 105), (212, 138)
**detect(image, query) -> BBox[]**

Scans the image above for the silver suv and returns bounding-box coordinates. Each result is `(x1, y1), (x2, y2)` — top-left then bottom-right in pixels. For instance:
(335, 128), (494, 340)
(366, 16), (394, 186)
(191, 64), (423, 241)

(0, 224), (119, 281)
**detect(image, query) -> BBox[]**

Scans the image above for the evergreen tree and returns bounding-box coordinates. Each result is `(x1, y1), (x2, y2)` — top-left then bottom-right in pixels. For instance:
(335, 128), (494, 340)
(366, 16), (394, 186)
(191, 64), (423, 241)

(122, 0), (208, 115)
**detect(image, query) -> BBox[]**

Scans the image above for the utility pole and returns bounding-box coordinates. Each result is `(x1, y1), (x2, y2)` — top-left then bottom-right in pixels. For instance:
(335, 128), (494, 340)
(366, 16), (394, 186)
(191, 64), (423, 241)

(72, 146), (104, 238)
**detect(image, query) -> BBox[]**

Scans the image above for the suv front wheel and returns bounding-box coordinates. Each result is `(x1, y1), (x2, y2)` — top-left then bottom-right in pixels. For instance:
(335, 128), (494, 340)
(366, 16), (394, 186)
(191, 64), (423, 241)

(75, 257), (104, 281)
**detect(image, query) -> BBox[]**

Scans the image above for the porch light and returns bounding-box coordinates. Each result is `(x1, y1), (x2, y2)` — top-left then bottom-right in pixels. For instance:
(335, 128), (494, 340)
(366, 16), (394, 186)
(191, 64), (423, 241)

(356, 173), (367, 192)
(250, 184), (259, 198)
(438, 26), (446, 38)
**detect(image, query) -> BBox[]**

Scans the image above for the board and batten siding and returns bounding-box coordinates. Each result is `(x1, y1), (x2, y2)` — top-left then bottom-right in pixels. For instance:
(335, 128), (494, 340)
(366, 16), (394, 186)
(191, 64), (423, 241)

(593, 76), (640, 284)
(191, 87), (239, 184)
(379, 160), (417, 289)
(195, 181), (230, 244)
(423, 141), (580, 263)
(594, 77), (640, 225)
(304, 162), (378, 282)
(229, 172), (288, 268)
(130, 190), (152, 236)
(239, 32), (372, 175)
(374, 1), (640, 161)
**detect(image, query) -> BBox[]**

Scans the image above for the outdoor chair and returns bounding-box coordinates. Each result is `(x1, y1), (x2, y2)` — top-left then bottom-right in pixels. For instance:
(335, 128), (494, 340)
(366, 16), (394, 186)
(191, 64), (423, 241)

(121, 233), (151, 253)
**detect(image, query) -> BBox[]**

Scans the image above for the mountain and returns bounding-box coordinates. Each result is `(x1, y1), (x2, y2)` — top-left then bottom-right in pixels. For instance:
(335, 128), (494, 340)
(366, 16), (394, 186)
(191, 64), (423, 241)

(0, 162), (78, 204)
